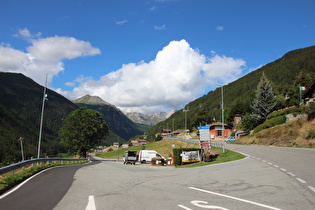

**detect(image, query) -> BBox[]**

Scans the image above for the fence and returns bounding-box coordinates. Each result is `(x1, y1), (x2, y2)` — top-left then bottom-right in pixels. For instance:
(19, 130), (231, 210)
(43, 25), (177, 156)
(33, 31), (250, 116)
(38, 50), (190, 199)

(168, 137), (224, 148)
(0, 158), (88, 176)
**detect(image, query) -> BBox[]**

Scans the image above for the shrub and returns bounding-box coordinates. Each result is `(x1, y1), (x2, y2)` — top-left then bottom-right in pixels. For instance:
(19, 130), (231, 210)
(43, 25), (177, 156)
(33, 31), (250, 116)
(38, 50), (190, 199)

(306, 102), (315, 121)
(253, 115), (286, 134)
(304, 129), (315, 140)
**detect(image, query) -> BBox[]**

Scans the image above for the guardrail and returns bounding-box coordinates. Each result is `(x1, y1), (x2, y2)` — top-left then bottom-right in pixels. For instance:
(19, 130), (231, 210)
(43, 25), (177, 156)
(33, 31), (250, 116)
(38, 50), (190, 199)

(0, 158), (88, 176)
(168, 137), (224, 148)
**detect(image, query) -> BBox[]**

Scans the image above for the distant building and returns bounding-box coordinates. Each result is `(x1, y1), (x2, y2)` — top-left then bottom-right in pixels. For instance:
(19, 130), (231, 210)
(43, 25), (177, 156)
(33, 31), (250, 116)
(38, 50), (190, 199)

(161, 129), (172, 137)
(128, 139), (147, 147)
(233, 114), (242, 128)
(209, 123), (232, 140)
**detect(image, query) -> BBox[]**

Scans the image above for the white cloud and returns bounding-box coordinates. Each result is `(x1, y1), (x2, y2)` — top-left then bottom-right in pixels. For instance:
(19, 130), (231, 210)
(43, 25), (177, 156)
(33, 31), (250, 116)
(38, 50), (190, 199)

(0, 29), (100, 86)
(115, 20), (128, 25)
(65, 81), (75, 87)
(27, 36), (100, 62)
(216, 26), (224, 31)
(154, 24), (166, 30)
(70, 40), (246, 114)
(13, 28), (42, 39)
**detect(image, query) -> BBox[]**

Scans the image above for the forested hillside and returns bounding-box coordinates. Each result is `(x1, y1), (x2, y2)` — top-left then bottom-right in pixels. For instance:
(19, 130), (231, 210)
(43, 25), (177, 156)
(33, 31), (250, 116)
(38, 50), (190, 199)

(74, 102), (145, 142)
(0, 73), (78, 165)
(146, 46), (315, 137)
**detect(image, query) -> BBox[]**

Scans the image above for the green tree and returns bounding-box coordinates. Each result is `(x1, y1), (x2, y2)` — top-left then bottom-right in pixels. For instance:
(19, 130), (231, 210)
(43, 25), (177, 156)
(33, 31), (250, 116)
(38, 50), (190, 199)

(59, 107), (109, 157)
(251, 72), (277, 124)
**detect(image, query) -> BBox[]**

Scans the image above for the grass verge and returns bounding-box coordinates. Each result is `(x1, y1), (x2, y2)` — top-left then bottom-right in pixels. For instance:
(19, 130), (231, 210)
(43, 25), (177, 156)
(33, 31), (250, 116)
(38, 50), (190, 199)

(96, 139), (245, 168)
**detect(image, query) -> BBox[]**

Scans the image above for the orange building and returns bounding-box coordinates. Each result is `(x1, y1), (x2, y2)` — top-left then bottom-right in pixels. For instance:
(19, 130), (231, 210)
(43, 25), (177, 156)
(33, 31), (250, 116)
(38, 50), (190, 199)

(209, 123), (232, 140)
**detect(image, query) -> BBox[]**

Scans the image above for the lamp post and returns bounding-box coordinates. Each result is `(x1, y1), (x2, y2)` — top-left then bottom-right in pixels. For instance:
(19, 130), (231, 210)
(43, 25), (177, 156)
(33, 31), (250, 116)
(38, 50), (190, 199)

(37, 75), (48, 159)
(19, 137), (24, 161)
(183, 108), (189, 147)
(217, 84), (225, 153)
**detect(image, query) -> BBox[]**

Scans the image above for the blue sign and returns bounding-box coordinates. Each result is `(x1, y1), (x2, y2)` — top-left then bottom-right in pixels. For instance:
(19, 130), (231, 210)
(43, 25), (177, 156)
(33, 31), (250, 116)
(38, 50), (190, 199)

(198, 126), (209, 129)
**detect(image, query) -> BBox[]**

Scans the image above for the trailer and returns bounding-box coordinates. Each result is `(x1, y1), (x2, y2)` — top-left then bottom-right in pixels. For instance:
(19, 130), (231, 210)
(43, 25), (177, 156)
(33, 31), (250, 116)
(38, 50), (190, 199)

(123, 151), (138, 165)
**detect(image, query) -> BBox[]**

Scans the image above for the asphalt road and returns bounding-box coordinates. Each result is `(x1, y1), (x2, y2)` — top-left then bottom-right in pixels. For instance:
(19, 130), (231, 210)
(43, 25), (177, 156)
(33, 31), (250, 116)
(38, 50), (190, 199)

(1, 145), (315, 210)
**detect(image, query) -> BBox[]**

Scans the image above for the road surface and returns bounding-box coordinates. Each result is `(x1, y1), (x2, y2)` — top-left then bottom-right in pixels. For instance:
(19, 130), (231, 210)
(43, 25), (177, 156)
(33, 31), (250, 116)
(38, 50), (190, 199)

(0, 145), (314, 209)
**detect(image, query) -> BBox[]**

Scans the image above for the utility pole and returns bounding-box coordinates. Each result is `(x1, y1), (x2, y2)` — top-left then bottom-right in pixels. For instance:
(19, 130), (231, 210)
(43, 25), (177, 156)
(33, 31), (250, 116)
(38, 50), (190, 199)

(217, 84), (225, 153)
(19, 137), (24, 161)
(37, 74), (48, 159)
(183, 108), (189, 147)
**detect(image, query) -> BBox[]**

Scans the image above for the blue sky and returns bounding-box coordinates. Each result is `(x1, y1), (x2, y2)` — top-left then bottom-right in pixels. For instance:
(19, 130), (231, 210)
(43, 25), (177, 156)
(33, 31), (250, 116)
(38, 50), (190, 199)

(1, 0), (314, 114)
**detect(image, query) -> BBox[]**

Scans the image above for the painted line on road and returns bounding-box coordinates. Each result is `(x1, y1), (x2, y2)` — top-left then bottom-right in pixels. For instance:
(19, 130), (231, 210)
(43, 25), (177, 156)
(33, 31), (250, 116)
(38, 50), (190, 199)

(178, 204), (192, 210)
(280, 168), (287, 172)
(296, 178), (306, 184)
(0, 167), (53, 200)
(273, 165), (279, 168)
(308, 186), (315, 193)
(86, 195), (96, 210)
(189, 187), (282, 210)
(287, 172), (296, 177)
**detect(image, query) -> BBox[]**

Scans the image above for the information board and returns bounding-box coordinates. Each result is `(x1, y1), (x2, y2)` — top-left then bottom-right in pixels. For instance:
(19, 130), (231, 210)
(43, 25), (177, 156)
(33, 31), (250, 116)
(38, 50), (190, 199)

(199, 126), (210, 149)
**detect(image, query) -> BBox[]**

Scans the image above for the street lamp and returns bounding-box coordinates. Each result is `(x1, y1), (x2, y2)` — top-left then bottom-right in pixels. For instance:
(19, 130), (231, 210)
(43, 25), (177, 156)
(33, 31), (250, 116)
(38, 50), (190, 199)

(217, 84), (225, 153)
(19, 137), (24, 161)
(183, 108), (189, 147)
(37, 75), (48, 159)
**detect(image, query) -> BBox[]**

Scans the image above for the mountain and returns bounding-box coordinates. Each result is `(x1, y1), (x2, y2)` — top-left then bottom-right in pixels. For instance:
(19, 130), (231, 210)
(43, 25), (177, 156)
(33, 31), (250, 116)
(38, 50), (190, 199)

(145, 45), (315, 136)
(126, 109), (176, 127)
(73, 95), (145, 142)
(0, 72), (78, 165)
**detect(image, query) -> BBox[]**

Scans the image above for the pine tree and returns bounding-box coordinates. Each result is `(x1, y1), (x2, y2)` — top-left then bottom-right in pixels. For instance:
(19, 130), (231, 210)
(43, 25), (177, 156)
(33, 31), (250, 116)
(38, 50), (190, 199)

(251, 72), (277, 123)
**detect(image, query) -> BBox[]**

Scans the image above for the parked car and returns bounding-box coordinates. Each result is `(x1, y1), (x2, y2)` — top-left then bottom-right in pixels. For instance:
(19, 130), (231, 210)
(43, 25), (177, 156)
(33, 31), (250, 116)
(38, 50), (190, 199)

(138, 150), (165, 164)
(225, 137), (235, 142)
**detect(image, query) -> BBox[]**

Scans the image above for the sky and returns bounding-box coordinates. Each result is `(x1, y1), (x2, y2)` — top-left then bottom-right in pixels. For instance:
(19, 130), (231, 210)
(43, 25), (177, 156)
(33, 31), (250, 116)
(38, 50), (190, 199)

(0, 0), (314, 114)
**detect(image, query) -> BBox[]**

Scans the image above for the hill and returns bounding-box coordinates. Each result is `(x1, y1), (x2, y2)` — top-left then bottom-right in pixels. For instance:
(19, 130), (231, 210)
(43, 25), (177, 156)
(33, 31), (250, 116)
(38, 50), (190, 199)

(146, 45), (315, 136)
(73, 95), (145, 142)
(0, 72), (78, 165)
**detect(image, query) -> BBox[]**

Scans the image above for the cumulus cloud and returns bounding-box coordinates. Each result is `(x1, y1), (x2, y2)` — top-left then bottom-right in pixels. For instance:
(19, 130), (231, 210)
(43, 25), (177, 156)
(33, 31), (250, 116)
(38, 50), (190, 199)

(0, 29), (100, 86)
(70, 40), (246, 113)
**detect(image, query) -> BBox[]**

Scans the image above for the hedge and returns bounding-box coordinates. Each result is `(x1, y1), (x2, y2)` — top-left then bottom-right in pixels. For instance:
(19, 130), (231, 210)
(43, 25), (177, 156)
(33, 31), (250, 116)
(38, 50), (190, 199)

(267, 107), (303, 120)
(253, 115), (286, 134)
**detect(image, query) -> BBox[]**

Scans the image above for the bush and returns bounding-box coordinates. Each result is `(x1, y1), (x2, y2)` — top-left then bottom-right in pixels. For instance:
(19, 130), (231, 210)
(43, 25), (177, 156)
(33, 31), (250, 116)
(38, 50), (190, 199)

(267, 107), (303, 120)
(253, 115), (286, 134)
(306, 102), (315, 121)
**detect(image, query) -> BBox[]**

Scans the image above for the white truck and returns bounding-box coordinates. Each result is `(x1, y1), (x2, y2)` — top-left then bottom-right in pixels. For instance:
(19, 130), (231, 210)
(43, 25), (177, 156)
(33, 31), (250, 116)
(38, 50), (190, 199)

(138, 150), (165, 164)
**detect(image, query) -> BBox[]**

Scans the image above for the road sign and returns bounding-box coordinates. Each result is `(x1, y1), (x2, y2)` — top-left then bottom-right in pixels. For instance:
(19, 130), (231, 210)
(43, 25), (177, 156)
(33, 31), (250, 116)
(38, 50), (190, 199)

(199, 126), (210, 141)
(200, 140), (211, 149)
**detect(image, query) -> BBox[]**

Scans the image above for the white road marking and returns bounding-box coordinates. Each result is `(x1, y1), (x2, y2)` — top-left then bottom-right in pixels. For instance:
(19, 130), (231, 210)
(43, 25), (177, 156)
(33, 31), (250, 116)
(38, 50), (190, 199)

(189, 187), (282, 210)
(308, 186), (315, 193)
(280, 168), (286, 172)
(191, 200), (229, 209)
(273, 165), (279, 168)
(296, 178), (306, 184)
(178, 204), (192, 210)
(86, 195), (96, 210)
(287, 172), (296, 177)
(268, 162), (273, 165)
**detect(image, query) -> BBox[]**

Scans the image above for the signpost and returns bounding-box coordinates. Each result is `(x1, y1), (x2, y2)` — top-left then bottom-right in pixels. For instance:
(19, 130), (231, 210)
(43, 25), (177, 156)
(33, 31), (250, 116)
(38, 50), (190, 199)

(199, 126), (210, 150)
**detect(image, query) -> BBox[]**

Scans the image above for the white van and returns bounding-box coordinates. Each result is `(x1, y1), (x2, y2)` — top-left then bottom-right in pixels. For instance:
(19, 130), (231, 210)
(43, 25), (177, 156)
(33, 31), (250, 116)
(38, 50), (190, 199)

(138, 150), (165, 164)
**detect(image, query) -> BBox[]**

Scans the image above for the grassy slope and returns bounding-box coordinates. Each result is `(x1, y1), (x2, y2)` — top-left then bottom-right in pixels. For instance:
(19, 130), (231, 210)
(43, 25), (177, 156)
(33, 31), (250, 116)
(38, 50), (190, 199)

(233, 118), (315, 147)
(96, 139), (245, 168)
